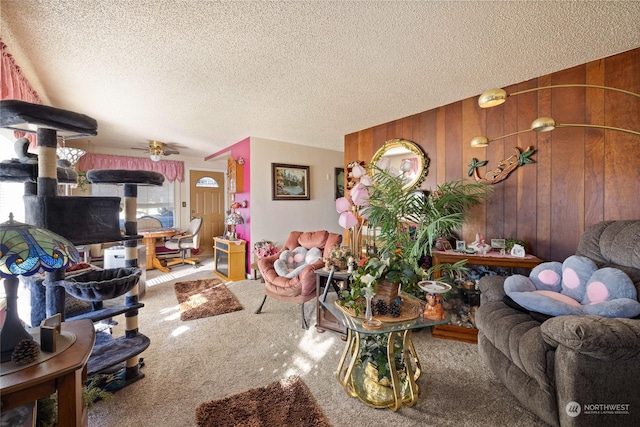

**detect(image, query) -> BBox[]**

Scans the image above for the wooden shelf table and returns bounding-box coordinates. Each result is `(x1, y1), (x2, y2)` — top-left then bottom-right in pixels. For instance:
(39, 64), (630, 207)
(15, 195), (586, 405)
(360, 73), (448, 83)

(430, 250), (544, 343)
(214, 237), (246, 281)
(1, 319), (96, 427)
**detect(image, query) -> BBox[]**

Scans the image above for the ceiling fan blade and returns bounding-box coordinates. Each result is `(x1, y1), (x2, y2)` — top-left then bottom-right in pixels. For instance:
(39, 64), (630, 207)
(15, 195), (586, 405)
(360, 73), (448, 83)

(163, 149), (180, 155)
(131, 147), (150, 152)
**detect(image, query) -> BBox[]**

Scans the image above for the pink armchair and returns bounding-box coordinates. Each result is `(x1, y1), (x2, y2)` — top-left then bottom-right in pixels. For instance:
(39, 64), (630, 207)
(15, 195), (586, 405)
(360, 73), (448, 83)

(256, 230), (342, 328)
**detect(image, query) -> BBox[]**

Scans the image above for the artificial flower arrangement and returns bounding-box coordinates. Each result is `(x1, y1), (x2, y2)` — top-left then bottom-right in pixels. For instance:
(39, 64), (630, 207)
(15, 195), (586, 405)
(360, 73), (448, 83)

(324, 244), (354, 270)
(253, 240), (279, 259)
(339, 250), (424, 316)
(328, 244), (353, 262)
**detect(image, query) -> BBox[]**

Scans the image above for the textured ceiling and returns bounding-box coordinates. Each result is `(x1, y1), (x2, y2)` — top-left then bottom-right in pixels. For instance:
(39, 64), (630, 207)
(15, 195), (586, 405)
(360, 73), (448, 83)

(1, 1), (639, 159)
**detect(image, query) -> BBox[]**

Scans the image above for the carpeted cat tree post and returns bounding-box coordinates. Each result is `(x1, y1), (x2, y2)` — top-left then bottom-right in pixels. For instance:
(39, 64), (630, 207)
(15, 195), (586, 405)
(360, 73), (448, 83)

(87, 169), (165, 381)
(0, 100), (163, 385)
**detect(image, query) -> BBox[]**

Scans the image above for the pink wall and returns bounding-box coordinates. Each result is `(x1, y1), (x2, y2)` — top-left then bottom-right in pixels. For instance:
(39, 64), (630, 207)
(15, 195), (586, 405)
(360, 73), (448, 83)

(205, 137), (252, 274)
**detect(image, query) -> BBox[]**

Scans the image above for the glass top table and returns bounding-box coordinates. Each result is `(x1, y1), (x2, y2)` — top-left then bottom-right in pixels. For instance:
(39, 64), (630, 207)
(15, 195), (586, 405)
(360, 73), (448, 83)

(321, 292), (450, 334)
(321, 292), (450, 410)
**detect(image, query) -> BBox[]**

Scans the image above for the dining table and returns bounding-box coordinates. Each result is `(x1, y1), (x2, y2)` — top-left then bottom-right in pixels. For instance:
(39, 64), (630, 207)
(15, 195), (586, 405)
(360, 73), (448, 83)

(138, 228), (180, 272)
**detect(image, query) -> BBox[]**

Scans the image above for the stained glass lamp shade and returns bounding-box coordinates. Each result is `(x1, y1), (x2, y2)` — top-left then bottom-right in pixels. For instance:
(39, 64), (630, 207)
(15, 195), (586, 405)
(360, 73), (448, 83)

(0, 213), (79, 362)
(225, 212), (244, 240)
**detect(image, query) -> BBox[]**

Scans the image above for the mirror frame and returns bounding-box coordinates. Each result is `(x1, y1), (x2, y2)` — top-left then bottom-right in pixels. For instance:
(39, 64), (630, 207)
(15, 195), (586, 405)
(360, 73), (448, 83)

(369, 138), (429, 190)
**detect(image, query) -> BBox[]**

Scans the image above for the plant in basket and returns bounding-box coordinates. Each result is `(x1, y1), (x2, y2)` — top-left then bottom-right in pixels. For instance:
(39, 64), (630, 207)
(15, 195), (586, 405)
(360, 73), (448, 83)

(339, 250), (424, 318)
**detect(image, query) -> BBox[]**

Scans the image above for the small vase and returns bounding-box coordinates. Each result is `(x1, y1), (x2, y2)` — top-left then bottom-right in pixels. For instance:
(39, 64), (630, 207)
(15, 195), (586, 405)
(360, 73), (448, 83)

(364, 287), (374, 323)
(363, 287), (382, 329)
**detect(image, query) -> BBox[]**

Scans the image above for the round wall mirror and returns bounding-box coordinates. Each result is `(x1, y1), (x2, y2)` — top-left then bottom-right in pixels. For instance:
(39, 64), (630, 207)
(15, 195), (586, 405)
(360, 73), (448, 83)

(369, 139), (429, 190)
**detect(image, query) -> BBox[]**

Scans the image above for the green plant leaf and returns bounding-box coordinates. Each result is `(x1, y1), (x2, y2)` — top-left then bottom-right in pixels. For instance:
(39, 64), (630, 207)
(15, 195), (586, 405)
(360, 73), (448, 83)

(467, 158), (488, 176)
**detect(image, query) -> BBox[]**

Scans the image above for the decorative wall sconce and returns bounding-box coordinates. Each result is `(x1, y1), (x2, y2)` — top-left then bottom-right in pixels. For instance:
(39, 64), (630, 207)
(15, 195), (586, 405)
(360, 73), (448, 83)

(477, 84), (640, 109)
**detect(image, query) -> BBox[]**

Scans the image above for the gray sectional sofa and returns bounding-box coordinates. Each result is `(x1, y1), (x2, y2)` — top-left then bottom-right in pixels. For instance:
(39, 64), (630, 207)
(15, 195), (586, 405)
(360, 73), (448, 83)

(475, 220), (640, 427)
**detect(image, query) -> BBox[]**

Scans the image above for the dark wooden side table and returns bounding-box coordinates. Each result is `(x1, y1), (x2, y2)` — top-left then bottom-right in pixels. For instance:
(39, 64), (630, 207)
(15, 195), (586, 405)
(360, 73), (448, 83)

(430, 250), (544, 343)
(1, 319), (96, 427)
(315, 268), (352, 339)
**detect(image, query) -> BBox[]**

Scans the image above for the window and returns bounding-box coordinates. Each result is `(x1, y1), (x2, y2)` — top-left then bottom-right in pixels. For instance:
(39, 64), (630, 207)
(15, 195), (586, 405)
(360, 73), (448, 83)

(196, 176), (219, 188)
(0, 131), (25, 223)
(92, 179), (175, 228)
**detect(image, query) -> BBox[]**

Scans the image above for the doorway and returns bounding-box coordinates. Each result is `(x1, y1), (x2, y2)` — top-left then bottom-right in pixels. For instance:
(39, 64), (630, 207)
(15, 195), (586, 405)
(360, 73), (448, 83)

(190, 170), (226, 256)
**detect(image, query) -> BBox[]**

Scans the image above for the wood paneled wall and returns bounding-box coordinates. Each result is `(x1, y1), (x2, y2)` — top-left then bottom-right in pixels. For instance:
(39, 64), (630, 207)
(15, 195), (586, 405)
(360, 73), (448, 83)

(344, 48), (640, 262)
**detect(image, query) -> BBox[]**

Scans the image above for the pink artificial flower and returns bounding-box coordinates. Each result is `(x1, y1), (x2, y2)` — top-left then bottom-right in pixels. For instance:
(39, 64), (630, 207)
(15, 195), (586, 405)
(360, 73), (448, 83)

(376, 156), (390, 170)
(359, 174), (372, 186)
(339, 211), (359, 229)
(335, 197), (351, 213)
(351, 163), (367, 178)
(350, 184), (369, 207)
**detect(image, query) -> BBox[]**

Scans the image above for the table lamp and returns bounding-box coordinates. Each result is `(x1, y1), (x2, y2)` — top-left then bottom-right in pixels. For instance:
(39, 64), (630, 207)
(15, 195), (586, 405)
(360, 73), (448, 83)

(0, 213), (79, 362)
(224, 212), (244, 240)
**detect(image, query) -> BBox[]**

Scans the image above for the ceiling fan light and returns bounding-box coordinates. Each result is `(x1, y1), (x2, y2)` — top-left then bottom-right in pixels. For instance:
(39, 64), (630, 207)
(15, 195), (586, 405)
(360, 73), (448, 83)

(478, 88), (507, 108)
(150, 154), (161, 162)
(531, 117), (557, 132)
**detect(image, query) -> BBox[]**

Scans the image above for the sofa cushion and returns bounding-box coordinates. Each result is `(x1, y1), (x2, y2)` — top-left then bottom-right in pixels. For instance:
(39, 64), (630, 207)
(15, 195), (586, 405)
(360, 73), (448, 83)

(505, 255), (640, 318)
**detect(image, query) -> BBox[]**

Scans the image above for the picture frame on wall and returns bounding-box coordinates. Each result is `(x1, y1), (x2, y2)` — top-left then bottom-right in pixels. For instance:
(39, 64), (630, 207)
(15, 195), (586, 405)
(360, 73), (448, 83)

(271, 163), (310, 200)
(335, 167), (345, 199)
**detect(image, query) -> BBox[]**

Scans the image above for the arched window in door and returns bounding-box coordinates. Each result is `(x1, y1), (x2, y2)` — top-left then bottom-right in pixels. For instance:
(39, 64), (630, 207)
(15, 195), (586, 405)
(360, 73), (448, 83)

(195, 176), (220, 188)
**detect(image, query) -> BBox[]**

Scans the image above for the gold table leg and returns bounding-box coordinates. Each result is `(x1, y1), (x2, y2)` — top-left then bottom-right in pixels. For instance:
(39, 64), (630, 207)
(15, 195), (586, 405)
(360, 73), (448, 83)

(335, 329), (422, 410)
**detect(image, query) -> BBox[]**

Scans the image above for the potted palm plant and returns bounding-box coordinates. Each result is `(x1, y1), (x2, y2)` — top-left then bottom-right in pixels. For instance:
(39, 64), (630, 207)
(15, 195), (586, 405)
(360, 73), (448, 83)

(359, 165), (490, 296)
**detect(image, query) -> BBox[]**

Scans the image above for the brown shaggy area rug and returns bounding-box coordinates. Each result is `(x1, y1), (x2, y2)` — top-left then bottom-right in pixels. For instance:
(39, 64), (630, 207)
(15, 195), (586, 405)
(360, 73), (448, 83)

(196, 376), (332, 427)
(174, 279), (243, 321)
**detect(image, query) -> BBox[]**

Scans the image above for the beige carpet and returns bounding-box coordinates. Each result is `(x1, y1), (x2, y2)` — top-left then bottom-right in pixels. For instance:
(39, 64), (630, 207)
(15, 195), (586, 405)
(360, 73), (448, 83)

(196, 376), (332, 427)
(88, 259), (550, 427)
(174, 278), (243, 321)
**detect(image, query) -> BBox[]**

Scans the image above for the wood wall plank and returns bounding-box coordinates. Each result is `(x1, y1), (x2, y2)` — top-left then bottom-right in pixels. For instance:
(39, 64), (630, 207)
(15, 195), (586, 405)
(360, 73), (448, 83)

(584, 59), (606, 227)
(344, 47), (640, 262)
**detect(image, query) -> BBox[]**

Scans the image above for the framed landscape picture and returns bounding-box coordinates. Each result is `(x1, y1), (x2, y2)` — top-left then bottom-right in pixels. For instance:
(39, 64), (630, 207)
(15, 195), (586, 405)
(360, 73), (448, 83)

(272, 163), (310, 200)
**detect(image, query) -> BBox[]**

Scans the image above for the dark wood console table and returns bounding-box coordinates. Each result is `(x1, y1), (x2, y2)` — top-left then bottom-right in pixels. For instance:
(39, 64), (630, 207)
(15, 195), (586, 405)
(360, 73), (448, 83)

(1, 319), (96, 427)
(431, 250), (544, 343)
(432, 250), (544, 276)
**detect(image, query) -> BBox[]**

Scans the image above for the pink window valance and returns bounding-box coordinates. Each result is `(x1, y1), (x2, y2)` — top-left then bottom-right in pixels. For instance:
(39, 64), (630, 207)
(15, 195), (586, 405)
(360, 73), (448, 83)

(1, 39), (42, 147)
(78, 153), (184, 183)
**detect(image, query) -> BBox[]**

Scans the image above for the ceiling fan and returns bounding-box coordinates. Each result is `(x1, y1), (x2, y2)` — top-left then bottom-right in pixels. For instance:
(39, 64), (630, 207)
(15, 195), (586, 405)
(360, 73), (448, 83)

(132, 140), (181, 162)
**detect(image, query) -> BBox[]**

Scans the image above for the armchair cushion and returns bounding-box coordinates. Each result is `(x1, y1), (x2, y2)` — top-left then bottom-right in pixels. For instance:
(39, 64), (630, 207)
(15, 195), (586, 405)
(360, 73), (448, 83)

(274, 246), (323, 278)
(258, 231), (342, 303)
